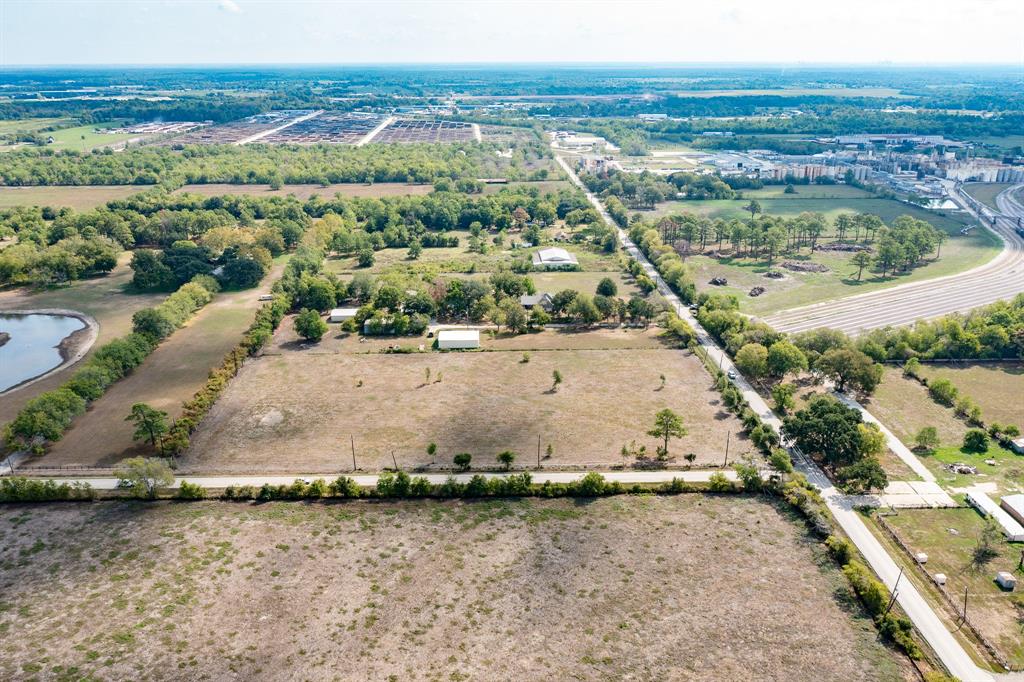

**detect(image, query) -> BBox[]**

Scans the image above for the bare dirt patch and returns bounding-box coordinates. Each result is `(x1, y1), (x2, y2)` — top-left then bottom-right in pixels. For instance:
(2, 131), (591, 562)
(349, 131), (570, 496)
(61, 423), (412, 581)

(0, 496), (909, 681)
(183, 325), (748, 473)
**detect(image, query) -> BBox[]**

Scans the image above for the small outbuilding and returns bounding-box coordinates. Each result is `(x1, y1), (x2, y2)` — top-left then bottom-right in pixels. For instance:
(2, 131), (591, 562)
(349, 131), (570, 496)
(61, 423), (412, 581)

(933, 573), (947, 586)
(1010, 437), (1024, 455)
(437, 329), (480, 350)
(995, 571), (1017, 590)
(328, 308), (358, 323)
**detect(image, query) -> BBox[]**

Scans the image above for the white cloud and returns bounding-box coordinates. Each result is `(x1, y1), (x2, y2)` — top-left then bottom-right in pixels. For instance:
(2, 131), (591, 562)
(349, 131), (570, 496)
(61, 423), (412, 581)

(218, 0), (241, 13)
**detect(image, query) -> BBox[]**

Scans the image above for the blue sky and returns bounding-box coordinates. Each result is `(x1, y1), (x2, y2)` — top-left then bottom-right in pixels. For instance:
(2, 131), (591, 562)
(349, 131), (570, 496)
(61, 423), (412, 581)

(2, 0), (1022, 66)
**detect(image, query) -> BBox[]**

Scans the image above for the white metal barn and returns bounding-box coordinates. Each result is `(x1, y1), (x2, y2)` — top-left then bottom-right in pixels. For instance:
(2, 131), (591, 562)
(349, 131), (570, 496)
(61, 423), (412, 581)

(437, 329), (480, 350)
(328, 308), (358, 323)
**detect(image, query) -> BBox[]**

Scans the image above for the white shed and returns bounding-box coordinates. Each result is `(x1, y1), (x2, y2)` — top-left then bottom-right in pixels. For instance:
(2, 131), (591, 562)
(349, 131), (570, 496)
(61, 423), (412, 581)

(328, 308), (358, 323)
(437, 329), (480, 350)
(995, 571), (1017, 590)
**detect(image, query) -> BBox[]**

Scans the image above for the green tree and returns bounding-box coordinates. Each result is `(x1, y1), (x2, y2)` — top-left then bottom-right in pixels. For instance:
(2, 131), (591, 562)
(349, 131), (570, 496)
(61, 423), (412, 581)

(851, 251), (873, 281)
(596, 277), (618, 297)
(407, 238), (422, 260)
(114, 457), (174, 498)
(648, 408), (687, 460)
(453, 452), (472, 471)
(294, 308), (328, 342)
(815, 348), (882, 395)
(771, 383), (797, 414)
(744, 199), (762, 220)
(767, 340), (808, 378)
(357, 249), (375, 268)
(837, 457), (888, 493)
(783, 395), (866, 471)
(497, 450), (516, 471)
(125, 402), (169, 454)
(913, 426), (940, 452)
(734, 343), (769, 380)
(496, 297), (528, 334)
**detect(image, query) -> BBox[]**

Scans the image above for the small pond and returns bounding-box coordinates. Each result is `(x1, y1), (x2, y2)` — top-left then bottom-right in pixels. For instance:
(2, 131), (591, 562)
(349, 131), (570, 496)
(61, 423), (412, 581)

(0, 313), (87, 393)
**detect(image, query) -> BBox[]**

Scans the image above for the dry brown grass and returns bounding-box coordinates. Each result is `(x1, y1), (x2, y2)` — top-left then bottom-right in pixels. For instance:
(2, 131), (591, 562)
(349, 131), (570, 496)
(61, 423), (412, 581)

(0, 497), (910, 681)
(25, 265), (284, 468)
(864, 368), (969, 448)
(917, 363), (1024, 429)
(0, 185), (145, 210)
(182, 325), (749, 473)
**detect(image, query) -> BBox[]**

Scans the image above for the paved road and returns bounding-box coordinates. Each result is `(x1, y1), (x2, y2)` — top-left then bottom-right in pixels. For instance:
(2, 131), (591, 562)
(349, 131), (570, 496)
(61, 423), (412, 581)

(556, 153), (1000, 681)
(764, 183), (1024, 335)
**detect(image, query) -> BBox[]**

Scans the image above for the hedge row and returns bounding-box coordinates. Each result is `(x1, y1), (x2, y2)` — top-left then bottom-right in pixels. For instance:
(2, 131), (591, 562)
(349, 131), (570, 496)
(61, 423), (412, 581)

(3, 276), (218, 454)
(219, 471), (739, 502)
(0, 477), (95, 502)
(164, 294), (290, 454)
(131, 276), (218, 342)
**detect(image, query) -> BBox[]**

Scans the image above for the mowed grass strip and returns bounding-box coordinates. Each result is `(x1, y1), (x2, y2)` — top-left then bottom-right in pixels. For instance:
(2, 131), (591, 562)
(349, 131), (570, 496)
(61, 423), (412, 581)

(0, 497), (908, 681)
(184, 326), (748, 473)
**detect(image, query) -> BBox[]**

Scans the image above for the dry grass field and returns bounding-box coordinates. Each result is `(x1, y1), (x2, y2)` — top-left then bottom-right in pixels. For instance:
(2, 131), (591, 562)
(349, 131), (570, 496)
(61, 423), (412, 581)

(0, 185), (146, 210)
(183, 324), (749, 473)
(24, 264), (285, 468)
(0, 496), (911, 682)
(916, 363), (1024, 429)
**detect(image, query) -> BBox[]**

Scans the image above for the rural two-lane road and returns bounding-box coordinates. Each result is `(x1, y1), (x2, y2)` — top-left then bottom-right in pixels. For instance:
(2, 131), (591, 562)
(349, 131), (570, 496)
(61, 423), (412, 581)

(555, 153), (1005, 682)
(765, 183), (1024, 335)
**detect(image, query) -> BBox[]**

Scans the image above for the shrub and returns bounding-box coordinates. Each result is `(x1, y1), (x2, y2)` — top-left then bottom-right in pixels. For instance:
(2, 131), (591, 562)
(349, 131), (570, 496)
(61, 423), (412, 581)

(330, 476), (361, 498)
(769, 448), (793, 474)
(927, 378), (958, 406)
(177, 481), (206, 500)
(963, 428), (989, 453)
(825, 535), (853, 565)
(572, 472), (610, 496)
(453, 453), (472, 471)
(707, 472), (733, 492)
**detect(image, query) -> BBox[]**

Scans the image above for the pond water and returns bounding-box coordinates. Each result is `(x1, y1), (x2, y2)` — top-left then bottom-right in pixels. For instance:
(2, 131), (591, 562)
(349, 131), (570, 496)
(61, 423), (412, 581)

(0, 313), (86, 393)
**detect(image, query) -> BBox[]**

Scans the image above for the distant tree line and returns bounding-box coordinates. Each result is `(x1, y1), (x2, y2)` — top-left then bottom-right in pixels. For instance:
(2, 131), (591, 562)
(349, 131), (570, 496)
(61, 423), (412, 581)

(0, 140), (548, 187)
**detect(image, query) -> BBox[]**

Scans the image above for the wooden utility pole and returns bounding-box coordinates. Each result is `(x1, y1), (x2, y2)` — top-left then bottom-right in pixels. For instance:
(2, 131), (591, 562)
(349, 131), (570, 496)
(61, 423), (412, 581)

(884, 568), (903, 616)
(391, 450), (398, 471)
(350, 435), (356, 471)
(724, 432), (731, 466)
(961, 586), (968, 624)
(537, 435), (541, 468)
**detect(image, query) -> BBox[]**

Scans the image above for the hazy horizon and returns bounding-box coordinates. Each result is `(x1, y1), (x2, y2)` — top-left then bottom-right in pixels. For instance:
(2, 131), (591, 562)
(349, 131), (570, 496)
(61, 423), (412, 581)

(2, 0), (1022, 67)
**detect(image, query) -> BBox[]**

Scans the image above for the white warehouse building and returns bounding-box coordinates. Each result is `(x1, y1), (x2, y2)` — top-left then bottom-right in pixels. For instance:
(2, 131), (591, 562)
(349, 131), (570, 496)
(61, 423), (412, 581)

(437, 329), (480, 350)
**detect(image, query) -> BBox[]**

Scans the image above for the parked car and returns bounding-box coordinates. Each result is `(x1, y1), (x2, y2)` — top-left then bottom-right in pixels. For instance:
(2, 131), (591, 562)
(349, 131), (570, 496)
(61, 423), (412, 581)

(727, 369), (737, 380)
(258, 294), (274, 301)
